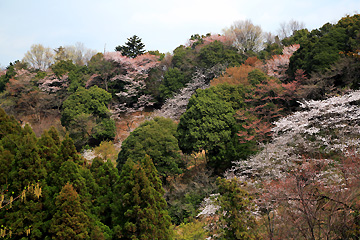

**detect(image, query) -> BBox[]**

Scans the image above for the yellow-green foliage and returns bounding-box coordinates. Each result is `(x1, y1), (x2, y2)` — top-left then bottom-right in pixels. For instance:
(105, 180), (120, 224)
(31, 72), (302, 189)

(174, 219), (207, 240)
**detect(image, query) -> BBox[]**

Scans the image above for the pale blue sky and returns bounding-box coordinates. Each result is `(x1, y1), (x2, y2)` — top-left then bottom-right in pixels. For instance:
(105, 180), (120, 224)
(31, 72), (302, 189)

(0, 0), (358, 67)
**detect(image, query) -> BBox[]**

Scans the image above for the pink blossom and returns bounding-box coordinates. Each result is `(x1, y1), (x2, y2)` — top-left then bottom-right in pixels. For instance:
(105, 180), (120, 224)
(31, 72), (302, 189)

(187, 34), (231, 48)
(104, 52), (160, 116)
(38, 74), (69, 93)
(266, 44), (300, 81)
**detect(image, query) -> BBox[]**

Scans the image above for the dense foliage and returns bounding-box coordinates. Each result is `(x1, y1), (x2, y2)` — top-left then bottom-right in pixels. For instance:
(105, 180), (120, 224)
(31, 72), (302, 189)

(117, 117), (183, 181)
(0, 13), (359, 239)
(61, 86), (115, 149)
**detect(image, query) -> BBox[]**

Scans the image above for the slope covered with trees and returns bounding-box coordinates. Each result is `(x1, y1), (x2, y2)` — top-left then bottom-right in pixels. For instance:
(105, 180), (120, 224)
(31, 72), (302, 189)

(0, 13), (359, 239)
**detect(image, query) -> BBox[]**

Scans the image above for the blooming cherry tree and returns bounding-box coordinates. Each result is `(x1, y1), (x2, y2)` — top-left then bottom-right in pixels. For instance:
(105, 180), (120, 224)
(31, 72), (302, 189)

(228, 90), (360, 182)
(154, 65), (224, 120)
(266, 44), (300, 81)
(38, 74), (69, 93)
(187, 34), (231, 49)
(226, 90), (360, 239)
(103, 52), (160, 116)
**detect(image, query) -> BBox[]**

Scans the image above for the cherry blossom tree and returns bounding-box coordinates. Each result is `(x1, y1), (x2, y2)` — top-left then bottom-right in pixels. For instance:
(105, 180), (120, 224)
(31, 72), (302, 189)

(154, 65), (224, 120)
(103, 52), (160, 116)
(227, 90), (360, 182)
(187, 34), (231, 49)
(225, 91), (360, 239)
(265, 44), (300, 81)
(37, 73), (69, 93)
(258, 156), (360, 239)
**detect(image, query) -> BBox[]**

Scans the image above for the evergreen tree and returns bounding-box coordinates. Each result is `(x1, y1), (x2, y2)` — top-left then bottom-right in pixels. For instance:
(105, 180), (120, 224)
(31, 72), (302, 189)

(158, 67), (186, 102)
(10, 125), (47, 192)
(49, 183), (90, 240)
(0, 107), (22, 140)
(57, 135), (84, 167)
(3, 125), (47, 239)
(0, 63), (16, 93)
(51, 161), (90, 202)
(45, 135), (85, 217)
(47, 126), (61, 146)
(90, 157), (119, 228)
(112, 157), (172, 239)
(0, 146), (13, 186)
(46, 158), (97, 238)
(117, 117), (183, 182)
(37, 129), (60, 174)
(61, 86), (115, 150)
(288, 14), (360, 78)
(176, 88), (241, 173)
(115, 35), (146, 58)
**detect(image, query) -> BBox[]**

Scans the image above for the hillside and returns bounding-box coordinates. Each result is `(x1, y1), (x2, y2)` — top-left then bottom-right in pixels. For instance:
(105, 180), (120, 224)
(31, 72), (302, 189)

(0, 14), (359, 239)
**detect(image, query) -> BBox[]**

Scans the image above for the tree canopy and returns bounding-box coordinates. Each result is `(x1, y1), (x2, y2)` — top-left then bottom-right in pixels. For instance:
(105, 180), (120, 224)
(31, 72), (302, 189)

(61, 86), (115, 149)
(113, 156), (172, 239)
(117, 117), (183, 181)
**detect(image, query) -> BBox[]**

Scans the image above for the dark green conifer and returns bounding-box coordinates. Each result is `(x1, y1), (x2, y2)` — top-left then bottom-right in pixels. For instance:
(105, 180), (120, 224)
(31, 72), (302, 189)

(4, 125), (47, 239)
(115, 35), (145, 58)
(37, 129), (60, 174)
(49, 183), (90, 240)
(90, 157), (119, 227)
(0, 146), (13, 186)
(112, 157), (172, 239)
(47, 126), (61, 146)
(10, 126), (47, 192)
(0, 107), (21, 140)
(58, 135), (84, 166)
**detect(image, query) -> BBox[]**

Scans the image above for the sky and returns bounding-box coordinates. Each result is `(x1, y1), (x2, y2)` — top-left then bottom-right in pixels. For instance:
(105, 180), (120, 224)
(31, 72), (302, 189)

(0, 0), (358, 67)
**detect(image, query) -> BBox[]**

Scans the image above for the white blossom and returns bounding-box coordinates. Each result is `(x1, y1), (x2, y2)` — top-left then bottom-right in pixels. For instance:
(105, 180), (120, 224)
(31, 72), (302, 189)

(227, 90), (360, 182)
(154, 65), (224, 120)
(38, 74), (69, 93)
(82, 149), (97, 163)
(197, 193), (220, 218)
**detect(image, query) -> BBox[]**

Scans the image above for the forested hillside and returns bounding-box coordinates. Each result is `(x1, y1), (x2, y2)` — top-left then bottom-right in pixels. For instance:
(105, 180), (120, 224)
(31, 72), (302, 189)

(0, 14), (359, 239)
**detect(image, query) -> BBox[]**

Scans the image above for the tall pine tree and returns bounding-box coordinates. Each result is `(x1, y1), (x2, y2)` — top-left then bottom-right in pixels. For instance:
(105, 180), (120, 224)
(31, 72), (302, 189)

(115, 35), (145, 58)
(3, 125), (47, 239)
(112, 156), (172, 239)
(49, 183), (90, 240)
(90, 157), (119, 228)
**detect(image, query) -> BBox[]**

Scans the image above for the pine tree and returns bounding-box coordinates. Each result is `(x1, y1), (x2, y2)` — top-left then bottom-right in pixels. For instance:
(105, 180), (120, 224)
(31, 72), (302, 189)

(0, 146), (13, 186)
(90, 157), (119, 227)
(3, 125), (47, 239)
(57, 135), (84, 167)
(49, 183), (90, 240)
(0, 107), (22, 141)
(115, 35), (145, 58)
(37, 129), (60, 173)
(112, 157), (172, 239)
(10, 125), (47, 193)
